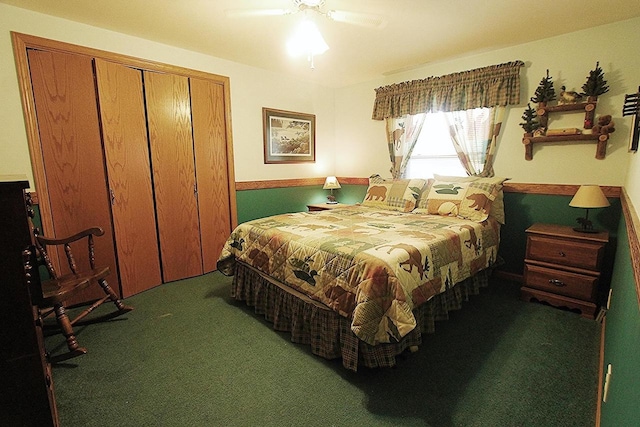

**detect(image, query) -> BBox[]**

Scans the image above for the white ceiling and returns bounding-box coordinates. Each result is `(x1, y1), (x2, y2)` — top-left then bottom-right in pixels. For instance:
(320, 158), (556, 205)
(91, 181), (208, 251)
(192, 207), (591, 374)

(4, 0), (640, 88)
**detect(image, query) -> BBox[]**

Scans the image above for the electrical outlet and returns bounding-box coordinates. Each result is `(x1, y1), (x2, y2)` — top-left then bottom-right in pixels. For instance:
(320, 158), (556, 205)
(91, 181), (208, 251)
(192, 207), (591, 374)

(603, 364), (612, 402)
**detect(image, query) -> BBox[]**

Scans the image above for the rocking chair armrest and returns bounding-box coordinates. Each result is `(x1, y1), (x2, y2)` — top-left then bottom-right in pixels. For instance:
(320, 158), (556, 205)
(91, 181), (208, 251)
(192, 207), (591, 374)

(36, 227), (105, 246)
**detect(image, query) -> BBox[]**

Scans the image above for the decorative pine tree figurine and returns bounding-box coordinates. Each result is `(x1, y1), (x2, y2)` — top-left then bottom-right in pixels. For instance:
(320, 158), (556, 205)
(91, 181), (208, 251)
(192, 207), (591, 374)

(530, 69), (556, 105)
(520, 103), (540, 134)
(582, 61), (609, 100)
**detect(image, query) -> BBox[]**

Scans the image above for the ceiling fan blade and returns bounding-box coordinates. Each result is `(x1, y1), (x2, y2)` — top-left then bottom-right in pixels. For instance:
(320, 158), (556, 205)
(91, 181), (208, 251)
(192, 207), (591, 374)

(326, 10), (387, 29)
(225, 8), (293, 18)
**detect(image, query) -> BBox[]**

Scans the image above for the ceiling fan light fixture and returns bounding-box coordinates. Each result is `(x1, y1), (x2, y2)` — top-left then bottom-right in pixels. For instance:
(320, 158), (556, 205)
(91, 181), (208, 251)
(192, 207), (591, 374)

(295, 0), (325, 9)
(286, 17), (329, 68)
(227, 0), (384, 69)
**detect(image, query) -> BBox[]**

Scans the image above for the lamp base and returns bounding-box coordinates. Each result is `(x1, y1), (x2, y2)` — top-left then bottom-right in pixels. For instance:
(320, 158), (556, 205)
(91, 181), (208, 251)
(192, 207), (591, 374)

(574, 215), (596, 233)
(573, 226), (600, 233)
(326, 201), (338, 204)
(326, 194), (337, 204)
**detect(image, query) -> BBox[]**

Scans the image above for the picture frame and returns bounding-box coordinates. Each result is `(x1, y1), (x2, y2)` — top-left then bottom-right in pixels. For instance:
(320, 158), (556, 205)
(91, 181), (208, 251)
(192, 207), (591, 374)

(263, 108), (316, 164)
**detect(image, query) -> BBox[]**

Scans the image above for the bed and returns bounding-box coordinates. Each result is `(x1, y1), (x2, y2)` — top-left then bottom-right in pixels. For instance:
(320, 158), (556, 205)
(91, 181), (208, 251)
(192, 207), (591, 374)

(217, 174), (506, 370)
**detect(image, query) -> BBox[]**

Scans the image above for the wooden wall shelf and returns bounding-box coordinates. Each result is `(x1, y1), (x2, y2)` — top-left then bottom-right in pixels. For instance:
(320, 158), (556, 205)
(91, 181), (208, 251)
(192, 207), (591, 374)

(523, 133), (609, 161)
(523, 99), (610, 160)
(539, 101), (597, 115)
(525, 133), (602, 143)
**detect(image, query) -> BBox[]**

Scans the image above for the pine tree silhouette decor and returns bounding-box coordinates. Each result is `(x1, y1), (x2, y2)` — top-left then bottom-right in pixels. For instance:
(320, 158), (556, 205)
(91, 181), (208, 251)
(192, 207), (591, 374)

(530, 69), (556, 104)
(582, 62), (609, 99)
(520, 103), (540, 134)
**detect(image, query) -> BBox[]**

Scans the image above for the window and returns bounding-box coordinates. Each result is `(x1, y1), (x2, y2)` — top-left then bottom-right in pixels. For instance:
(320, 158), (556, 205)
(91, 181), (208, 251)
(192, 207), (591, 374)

(404, 112), (465, 179)
(404, 108), (493, 179)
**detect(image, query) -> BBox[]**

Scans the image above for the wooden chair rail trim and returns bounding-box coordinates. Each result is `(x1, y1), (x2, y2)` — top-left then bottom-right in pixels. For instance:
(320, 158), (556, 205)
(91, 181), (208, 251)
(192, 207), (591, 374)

(235, 178), (325, 190)
(503, 183), (620, 198)
(234, 178), (621, 197)
(621, 188), (640, 308)
(234, 177), (370, 190)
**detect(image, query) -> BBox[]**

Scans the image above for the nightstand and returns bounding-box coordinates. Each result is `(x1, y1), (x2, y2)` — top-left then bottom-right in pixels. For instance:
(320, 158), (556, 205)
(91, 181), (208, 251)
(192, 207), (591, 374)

(521, 223), (608, 318)
(307, 203), (344, 212)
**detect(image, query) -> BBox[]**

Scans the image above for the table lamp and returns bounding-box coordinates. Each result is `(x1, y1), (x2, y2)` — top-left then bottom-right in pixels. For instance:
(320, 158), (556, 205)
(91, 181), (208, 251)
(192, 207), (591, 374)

(323, 176), (341, 204)
(569, 185), (610, 233)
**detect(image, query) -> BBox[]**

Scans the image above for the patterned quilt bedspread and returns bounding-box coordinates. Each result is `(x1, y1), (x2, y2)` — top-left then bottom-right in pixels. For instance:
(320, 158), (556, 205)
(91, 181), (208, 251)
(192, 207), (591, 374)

(217, 205), (500, 345)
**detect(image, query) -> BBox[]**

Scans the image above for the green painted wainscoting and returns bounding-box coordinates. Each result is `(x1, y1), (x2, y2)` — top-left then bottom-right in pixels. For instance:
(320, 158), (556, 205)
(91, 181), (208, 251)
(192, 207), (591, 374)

(600, 215), (640, 426)
(236, 184), (367, 224)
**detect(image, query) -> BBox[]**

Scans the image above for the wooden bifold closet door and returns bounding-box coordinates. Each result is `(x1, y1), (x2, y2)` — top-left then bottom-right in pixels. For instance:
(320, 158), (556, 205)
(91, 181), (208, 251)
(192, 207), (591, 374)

(94, 59), (162, 296)
(190, 78), (233, 273)
(27, 49), (120, 302)
(144, 71), (204, 282)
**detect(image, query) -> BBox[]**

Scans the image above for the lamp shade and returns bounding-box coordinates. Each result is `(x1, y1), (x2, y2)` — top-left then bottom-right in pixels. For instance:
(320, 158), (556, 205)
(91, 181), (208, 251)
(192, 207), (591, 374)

(569, 185), (610, 208)
(323, 176), (341, 190)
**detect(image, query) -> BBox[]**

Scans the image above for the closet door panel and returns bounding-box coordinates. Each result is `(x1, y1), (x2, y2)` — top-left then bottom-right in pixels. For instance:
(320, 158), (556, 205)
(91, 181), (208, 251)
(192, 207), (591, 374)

(190, 78), (232, 273)
(27, 49), (119, 302)
(95, 59), (162, 296)
(144, 71), (203, 282)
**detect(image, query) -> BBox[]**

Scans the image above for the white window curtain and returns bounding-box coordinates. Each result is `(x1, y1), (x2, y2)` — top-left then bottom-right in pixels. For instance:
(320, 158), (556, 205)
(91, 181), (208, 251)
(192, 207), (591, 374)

(386, 113), (426, 178)
(444, 106), (505, 177)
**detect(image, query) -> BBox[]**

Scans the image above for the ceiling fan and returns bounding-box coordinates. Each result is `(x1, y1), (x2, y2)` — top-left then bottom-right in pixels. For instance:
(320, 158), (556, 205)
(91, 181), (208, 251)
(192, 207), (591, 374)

(225, 0), (387, 29)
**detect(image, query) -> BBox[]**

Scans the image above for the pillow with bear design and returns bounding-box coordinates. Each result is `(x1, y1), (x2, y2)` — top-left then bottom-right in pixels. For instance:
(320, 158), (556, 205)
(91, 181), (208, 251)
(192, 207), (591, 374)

(361, 174), (428, 212)
(414, 178), (502, 222)
(417, 174), (508, 224)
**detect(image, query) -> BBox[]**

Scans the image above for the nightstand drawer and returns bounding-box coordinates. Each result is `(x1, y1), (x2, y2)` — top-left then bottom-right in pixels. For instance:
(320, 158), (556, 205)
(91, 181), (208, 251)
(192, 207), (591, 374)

(526, 234), (603, 271)
(524, 264), (597, 301)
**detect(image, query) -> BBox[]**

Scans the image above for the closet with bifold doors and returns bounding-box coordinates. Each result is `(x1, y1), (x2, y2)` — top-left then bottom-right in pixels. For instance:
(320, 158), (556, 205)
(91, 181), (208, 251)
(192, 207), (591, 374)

(14, 33), (237, 304)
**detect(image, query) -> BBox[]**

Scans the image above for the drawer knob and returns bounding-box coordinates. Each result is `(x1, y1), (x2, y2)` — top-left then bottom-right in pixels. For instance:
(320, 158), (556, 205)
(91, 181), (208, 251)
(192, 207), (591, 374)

(549, 279), (566, 287)
(558, 251), (566, 257)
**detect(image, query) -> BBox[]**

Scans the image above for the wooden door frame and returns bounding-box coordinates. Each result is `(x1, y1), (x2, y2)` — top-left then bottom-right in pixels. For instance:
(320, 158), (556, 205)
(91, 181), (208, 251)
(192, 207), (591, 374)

(11, 32), (238, 252)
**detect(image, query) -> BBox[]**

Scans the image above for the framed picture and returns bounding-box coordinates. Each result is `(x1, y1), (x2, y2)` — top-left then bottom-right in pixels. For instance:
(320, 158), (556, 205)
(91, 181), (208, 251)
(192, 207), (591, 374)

(263, 108), (316, 164)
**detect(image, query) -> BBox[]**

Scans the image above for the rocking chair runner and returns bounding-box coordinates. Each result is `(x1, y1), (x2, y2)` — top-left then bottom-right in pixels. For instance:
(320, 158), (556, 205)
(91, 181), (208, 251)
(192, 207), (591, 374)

(32, 226), (133, 363)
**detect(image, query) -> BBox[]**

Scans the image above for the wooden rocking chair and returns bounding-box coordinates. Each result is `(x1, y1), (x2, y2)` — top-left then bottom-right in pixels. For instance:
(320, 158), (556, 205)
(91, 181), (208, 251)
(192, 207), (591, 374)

(32, 226), (133, 363)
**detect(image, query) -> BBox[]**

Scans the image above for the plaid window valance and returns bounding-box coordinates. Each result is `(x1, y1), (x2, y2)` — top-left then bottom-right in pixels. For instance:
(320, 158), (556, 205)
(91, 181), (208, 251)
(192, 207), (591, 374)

(372, 60), (525, 120)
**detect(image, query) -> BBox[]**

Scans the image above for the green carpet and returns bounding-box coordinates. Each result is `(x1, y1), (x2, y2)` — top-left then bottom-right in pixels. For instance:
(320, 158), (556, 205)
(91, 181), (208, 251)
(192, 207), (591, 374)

(47, 273), (600, 426)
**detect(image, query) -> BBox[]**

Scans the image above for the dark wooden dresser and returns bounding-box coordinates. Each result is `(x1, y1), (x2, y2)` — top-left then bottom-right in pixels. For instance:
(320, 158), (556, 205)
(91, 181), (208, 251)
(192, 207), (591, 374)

(0, 176), (59, 426)
(521, 223), (608, 318)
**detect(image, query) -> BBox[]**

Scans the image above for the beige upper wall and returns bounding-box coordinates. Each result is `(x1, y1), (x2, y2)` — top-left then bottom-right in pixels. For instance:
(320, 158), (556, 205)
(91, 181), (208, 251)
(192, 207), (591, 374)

(335, 17), (640, 193)
(0, 3), (338, 188)
(3, 3), (640, 209)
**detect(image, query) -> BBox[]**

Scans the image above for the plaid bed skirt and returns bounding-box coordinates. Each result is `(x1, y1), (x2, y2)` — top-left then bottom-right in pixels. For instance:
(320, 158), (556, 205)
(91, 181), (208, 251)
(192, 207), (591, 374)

(232, 262), (491, 371)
